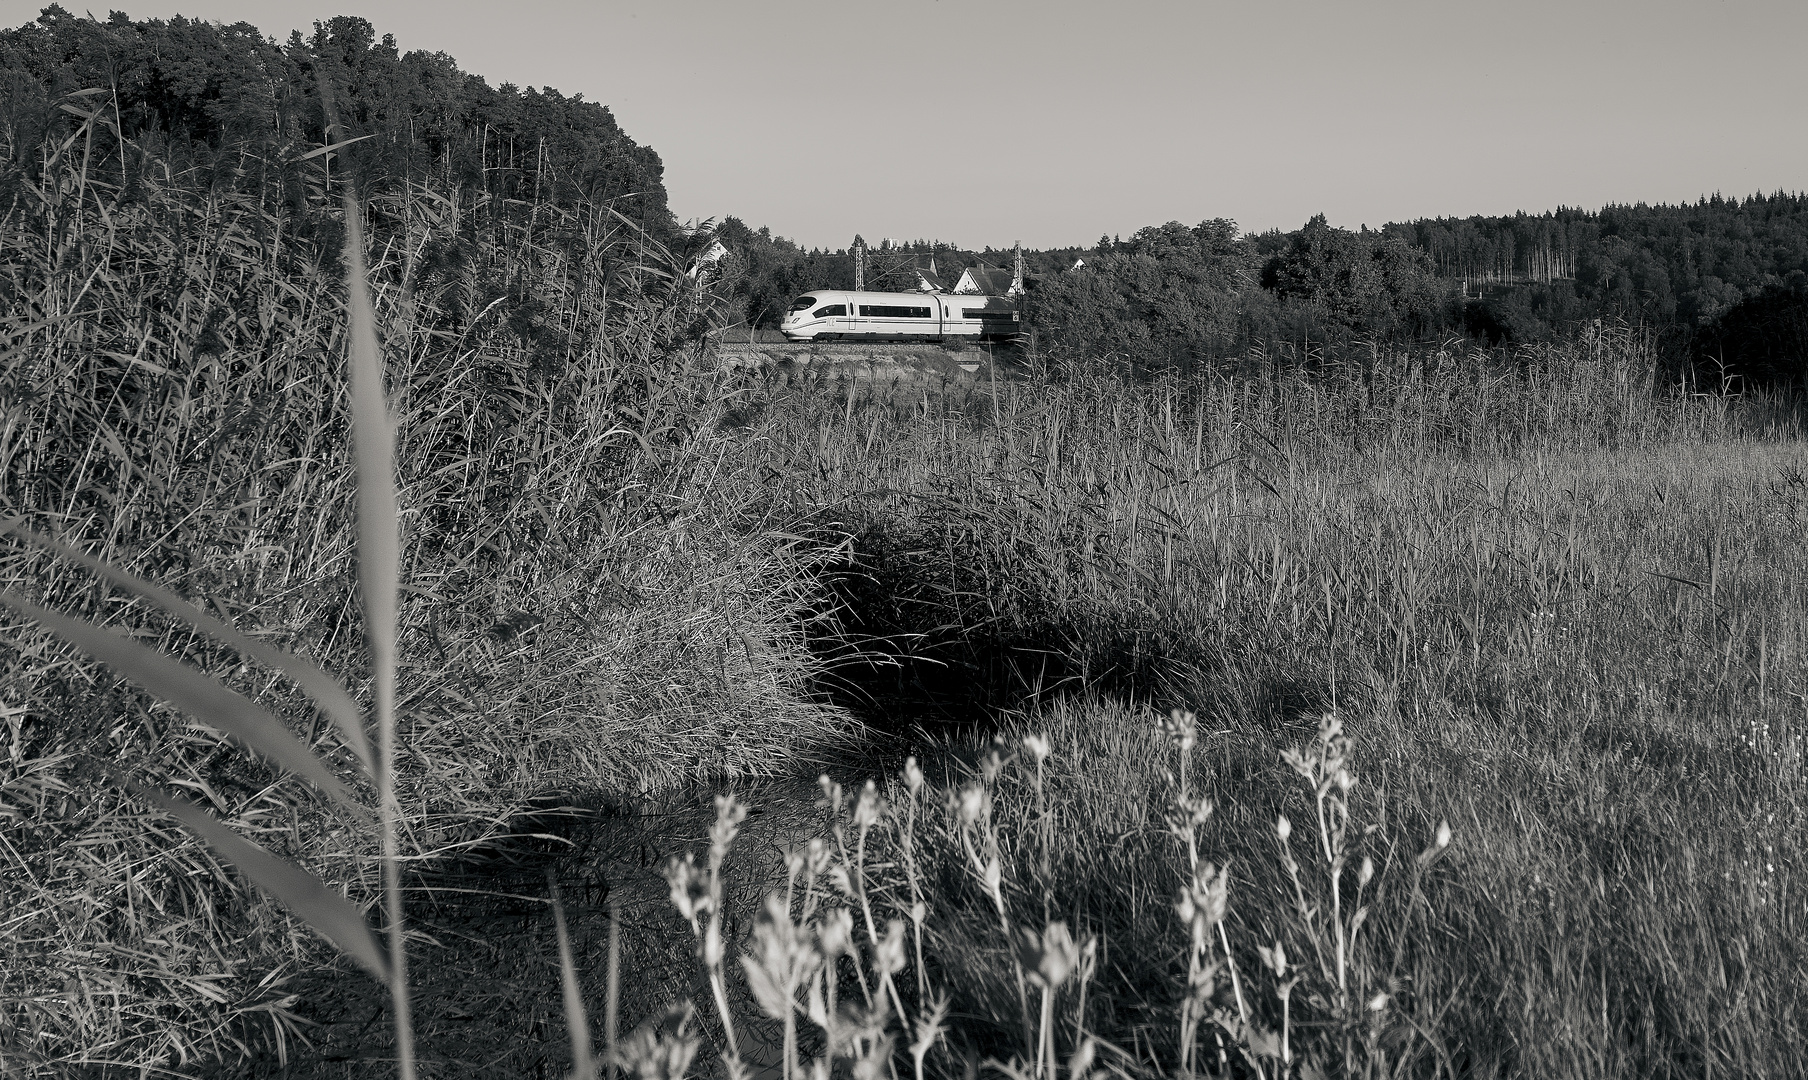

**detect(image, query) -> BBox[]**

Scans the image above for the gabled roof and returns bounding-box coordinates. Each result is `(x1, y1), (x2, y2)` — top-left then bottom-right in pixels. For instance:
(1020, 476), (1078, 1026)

(955, 266), (1015, 294)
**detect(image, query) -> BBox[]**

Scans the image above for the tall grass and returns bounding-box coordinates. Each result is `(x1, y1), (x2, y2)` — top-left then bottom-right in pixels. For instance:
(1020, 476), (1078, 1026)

(5, 91), (1805, 1079)
(709, 331), (1807, 1077)
(0, 114), (847, 1074)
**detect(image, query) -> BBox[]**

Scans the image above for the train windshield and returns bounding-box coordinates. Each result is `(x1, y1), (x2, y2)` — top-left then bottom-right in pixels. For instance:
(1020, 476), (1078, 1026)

(788, 295), (818, 312)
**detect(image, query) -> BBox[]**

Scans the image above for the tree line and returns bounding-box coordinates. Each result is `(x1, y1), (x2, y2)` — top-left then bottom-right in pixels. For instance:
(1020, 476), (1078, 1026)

(717, 198), (1808, 387)
(1, 7), (672, 231)
(6, 6), (1801, 388)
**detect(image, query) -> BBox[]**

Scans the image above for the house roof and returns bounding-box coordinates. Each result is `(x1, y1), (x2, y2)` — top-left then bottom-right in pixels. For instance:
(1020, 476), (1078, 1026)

(956, 266), (1015, 294)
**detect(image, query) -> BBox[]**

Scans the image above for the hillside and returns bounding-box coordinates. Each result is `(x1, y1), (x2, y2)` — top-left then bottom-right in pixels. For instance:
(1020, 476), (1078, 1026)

(1, 7), (671, 231)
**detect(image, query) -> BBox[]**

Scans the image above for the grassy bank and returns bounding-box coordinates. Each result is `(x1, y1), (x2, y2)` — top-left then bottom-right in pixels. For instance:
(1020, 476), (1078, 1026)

(708, 331), (1806, 1077)
(0, 159), (849, 1073)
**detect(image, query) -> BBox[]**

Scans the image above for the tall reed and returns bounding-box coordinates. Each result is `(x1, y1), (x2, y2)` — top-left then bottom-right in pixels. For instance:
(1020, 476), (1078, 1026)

(0, 106), (847, 1075)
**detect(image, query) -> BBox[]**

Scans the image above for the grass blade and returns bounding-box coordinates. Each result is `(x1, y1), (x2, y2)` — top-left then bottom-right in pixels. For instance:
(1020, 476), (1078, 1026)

(549, 873), (595, 1080)
(143, 788), (389, 981)
(341, 189), (416, 1078)
(0, 591), (361, 810)
(1, 519), (374, 775)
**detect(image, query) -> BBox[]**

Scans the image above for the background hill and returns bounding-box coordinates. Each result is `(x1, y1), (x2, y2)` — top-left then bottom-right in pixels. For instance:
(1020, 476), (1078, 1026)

(1, 6), (672, 232)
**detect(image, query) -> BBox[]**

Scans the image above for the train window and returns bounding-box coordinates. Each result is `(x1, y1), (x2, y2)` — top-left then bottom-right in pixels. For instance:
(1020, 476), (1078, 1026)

(963, 309), (1019, 320)
(789, 296), (818, 312)
(812, 304), (846, 318)
(858, 305), (932, 318)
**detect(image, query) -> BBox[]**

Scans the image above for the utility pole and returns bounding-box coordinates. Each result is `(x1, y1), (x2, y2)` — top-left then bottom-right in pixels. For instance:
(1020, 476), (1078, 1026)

(854, 237), (865, 292)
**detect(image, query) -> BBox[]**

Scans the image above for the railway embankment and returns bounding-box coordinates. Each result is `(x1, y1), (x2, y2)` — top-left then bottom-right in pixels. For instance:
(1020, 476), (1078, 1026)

(709, 338), (1018, 382)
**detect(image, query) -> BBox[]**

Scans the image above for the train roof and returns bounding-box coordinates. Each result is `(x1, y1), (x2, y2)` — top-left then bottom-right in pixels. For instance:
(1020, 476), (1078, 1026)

(795, 288), (1015, 304)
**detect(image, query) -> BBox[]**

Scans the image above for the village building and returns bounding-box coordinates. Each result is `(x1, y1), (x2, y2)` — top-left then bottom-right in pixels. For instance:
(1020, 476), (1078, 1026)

(953, 265), (1016, 295)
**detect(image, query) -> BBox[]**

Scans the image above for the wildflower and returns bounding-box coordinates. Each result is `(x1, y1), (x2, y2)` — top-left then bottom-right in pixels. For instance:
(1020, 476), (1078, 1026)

(958, 784), (988, 825)
(1276, 814), (1292, 841)
(1162, 708), (1198, 752)
(741, 895), (820, 1021)
(817, 907), (854, 959)
(852, 780), (881, 830)
(980, 746), (1006, 784)
(805, 837), (831, 877)
(903, 756), (924, 793)
(875, 919), (907, 976)
(1069, 1038), (1097, 1080)
(709, 794), (747, 862)
(1016, 921), (1082, 988)
(663, 853), (709, 923)
(1258, 940), (1288, 977)
(612, 1003), (699, 1080)
(1022, 733), (1051, 766)
(981, 855), (1002, 897)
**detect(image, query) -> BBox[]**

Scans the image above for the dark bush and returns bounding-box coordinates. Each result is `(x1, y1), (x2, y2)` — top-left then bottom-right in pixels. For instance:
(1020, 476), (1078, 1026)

(1693, 280), (1808, 390)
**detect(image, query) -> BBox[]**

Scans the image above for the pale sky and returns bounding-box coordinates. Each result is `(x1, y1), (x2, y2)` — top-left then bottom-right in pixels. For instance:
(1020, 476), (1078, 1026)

(6, 0), (1805, 250)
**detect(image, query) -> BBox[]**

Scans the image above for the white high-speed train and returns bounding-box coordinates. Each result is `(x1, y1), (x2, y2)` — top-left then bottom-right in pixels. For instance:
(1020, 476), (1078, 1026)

(780, 290), (1021, 342)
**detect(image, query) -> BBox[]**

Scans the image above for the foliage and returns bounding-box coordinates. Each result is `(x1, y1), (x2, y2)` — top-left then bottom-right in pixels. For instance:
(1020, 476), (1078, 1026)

(1692, 281), (1808, 390)
(1386, 193), (1808, 326)
(0, 7), (671, 230)
(1259, 214), (1452, 337)
(0, 104), (843, 1074)
(1026, 219), (1268, 368)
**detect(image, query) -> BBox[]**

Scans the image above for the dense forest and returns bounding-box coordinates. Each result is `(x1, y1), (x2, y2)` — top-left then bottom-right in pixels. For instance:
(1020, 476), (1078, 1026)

(0, 6), (672, 230)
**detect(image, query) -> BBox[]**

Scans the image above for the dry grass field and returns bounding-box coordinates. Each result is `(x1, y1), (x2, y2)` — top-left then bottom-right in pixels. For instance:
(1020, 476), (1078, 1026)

(2, 152), (1803, 1079)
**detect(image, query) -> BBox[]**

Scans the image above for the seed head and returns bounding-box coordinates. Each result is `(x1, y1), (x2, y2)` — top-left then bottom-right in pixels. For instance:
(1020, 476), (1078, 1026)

(709, 795), (747, 862)
(1022, 733), (1051, 765)
(1276, 814), (1292, 842)
(1016, 921), (1082, 988)
(981, 855), (1002, 897)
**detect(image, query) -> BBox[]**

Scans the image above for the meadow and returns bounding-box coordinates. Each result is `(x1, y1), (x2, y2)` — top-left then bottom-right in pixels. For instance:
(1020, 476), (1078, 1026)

(1, 143), (1804, 1079)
